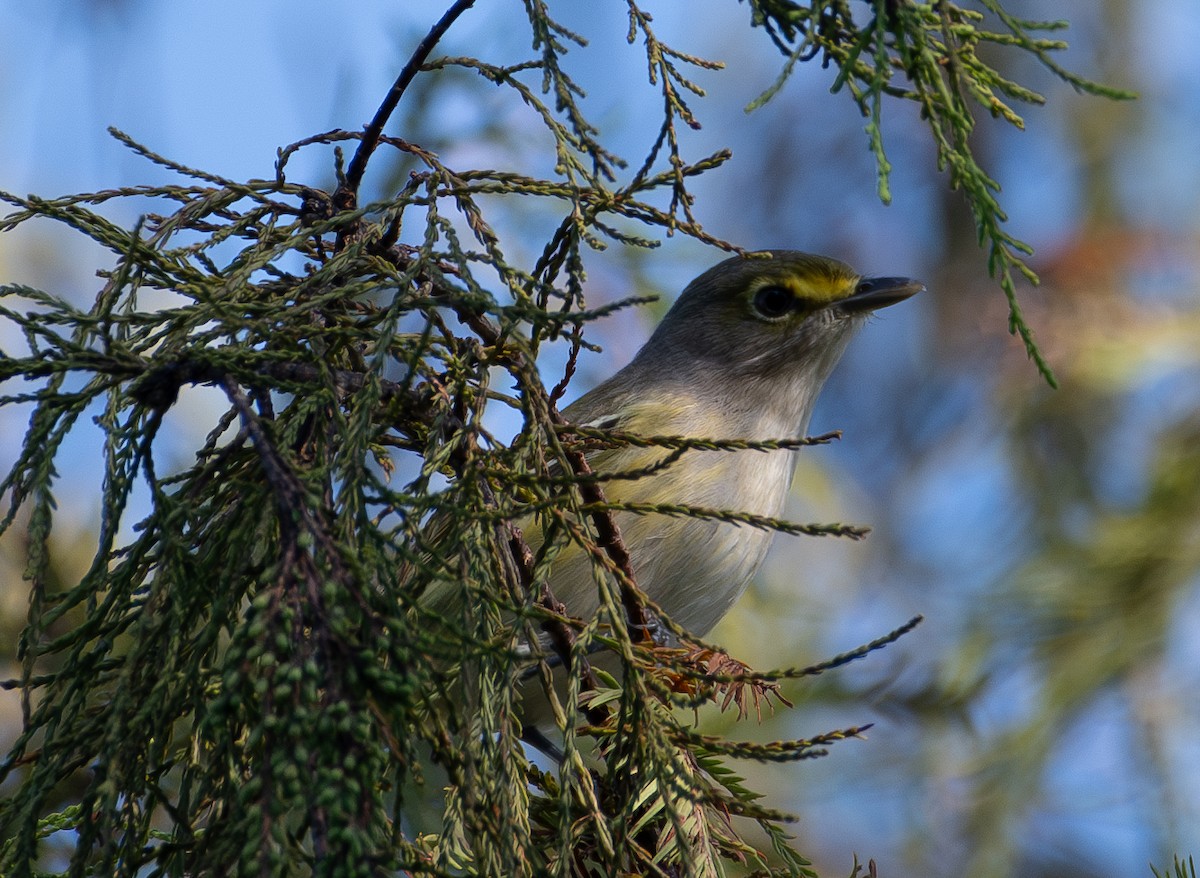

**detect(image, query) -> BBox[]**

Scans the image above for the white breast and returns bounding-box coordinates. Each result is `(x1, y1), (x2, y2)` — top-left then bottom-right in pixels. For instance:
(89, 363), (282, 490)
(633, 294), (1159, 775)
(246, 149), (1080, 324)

(620, 446), (794, 634)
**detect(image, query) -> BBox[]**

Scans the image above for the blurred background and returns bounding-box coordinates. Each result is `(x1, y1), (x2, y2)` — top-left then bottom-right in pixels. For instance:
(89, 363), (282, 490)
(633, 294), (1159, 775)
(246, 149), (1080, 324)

(1, 2), (1198, 875)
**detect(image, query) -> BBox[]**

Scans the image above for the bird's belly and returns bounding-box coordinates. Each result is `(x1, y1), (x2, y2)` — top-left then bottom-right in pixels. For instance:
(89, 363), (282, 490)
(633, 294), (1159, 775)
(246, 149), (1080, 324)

(606, 446), (793, 635)
(516, 447), (795, 729)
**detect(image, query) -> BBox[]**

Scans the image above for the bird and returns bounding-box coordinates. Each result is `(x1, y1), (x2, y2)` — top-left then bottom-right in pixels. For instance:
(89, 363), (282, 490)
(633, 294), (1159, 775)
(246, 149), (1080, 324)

(420, 250), (923, 753)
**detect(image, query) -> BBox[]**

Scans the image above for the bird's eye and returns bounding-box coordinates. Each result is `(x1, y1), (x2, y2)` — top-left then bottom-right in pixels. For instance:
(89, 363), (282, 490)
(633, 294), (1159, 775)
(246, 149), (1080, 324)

(751, 285), (793, 320)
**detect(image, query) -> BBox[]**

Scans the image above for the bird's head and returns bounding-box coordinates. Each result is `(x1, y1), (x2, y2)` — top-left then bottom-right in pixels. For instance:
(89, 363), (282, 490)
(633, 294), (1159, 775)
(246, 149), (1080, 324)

(642, 250), (923, 385)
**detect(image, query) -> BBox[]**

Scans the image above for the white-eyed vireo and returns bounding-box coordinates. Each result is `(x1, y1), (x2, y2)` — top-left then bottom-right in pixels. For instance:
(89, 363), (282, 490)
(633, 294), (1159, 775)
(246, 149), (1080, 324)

(427, 250), (922, 746)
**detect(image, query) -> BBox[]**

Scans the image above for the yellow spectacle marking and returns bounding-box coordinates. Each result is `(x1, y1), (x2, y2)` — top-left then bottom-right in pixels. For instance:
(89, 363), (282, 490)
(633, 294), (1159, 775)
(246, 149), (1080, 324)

(751, 272), (857, 308)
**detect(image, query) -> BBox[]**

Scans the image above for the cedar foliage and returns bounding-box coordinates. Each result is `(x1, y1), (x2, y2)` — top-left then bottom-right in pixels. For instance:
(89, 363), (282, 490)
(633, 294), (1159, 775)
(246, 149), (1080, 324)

(0, 2), (1128, 875)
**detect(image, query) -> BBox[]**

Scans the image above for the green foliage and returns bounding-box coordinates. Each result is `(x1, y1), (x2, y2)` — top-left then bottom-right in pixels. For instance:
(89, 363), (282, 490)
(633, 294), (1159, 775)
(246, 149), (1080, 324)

(743, 0), (1134, 386)
(1153, 856), (1198, 878)
(952, 402), (1200, 875)
(0, 3), (1127, 876)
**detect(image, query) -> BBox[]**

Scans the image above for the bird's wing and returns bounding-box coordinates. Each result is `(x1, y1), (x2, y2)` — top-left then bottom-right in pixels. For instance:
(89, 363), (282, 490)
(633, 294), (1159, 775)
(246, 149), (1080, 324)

(405, 397), (665, 671)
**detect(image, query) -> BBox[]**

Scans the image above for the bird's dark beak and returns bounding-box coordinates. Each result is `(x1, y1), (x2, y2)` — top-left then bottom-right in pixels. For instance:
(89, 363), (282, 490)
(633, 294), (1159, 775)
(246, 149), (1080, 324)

(837, 276), (925, 314)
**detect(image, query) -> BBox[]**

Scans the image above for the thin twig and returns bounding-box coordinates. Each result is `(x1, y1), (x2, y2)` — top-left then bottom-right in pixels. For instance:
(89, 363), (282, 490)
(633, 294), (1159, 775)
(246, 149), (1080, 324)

(547, 408), (655, 642)
(343, 0), (478, 198)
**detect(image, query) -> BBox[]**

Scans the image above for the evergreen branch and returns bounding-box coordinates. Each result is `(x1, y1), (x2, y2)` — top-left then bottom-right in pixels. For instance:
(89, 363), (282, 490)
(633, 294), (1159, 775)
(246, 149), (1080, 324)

(743, 0), (1133, 386)
(581, 500), (870, 539)
(560, 425), (841, 453)
(676, 723), (873, 763)
(665, 615), (925, 687)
